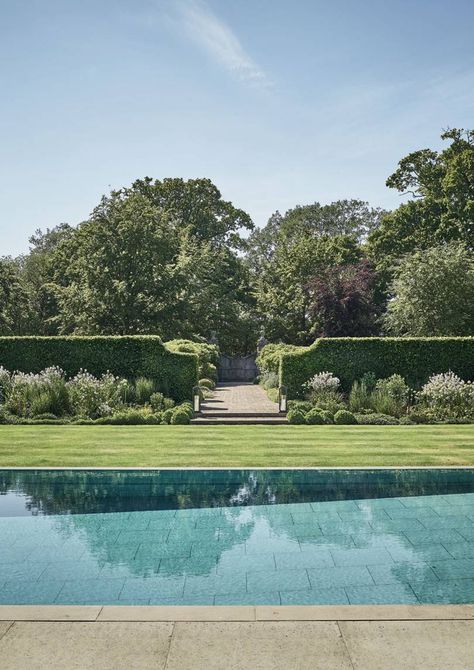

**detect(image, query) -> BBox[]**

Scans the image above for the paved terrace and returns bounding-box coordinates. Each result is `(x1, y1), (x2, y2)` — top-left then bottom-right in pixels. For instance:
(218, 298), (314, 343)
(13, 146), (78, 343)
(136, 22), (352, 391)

(0, 605), (473, 669)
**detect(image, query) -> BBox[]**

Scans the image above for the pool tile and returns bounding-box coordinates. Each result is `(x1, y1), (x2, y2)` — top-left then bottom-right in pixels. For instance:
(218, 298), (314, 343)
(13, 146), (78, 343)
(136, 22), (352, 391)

(331, 547), (393, 567)
(311, 500), (359, 512)
(247, 568), (310, 593)
(191, 540), (245, 557)
(370, 519), (425, 532)
(404, 530), (465, 546)
(388, 542), (453, 563)
(338, 510), (390, 522)
(159, 555), (217, 576)
(0, 561), (49, 582)
(121, 575), (185, 600)
(57, 577), (124, 603)
(280, 587), (349, 605)
(440, 493), (474, 506)
(274, 550), (333, 570)
(386, 506), (440, 519)
(419, 515), (473, 530)
(456, 526), (474, 542)
(151, 594), (215, 605)
(116, 529), (171, 545)
(26, 545), (87, 562)
(290, 511), (320, 525)
(216, 552), (275, 574)
(40, 560), (104, 580)
(350, 532), (408, 549)
(319, 521), (373, 535)
(245, 538), (301, 555)
(413, 579), (474, 603)
(345, 583), (419, 604)
(184, 572), (246, 597)
(299, 534), (355, 550)
(431, 558), (474, 580)
(0, 578), (65, 604)
(290, 523), (323, 538)
(356, 498), (405, 511)
(368, 562), (439, 585)
(135, 541), (192, 561)
(215, 591), (281, 605)
(398, 495), (448, 508)
(443, 541), (474, 560)
(307, 566), (374, 589)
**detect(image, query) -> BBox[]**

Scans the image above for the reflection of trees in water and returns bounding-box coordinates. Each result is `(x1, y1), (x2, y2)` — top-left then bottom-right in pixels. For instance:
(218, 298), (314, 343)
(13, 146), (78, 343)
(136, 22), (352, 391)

(48, 506), (255, 579)
(1, 469), (473, 517)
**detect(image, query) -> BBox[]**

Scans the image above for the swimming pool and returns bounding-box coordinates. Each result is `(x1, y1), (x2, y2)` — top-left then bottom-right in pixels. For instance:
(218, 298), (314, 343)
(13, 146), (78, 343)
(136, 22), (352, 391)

(1, 468), (474, 606)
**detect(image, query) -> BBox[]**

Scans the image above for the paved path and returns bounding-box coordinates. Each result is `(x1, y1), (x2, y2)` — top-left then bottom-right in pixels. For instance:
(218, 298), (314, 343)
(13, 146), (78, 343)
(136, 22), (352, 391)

(201, 383), (279, 415)
(0, 605), (473, 669)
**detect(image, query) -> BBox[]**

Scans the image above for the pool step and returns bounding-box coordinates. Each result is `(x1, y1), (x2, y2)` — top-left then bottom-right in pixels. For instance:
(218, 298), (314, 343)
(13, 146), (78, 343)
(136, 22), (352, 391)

(192, 414), (288, 425)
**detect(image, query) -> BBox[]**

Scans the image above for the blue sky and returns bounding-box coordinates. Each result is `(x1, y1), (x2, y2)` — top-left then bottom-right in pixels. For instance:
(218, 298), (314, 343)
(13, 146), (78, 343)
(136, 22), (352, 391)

(1, 0), (473, 255)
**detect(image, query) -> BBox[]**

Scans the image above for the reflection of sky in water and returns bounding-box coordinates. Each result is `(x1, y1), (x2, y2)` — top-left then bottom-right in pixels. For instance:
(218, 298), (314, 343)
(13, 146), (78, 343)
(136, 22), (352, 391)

(1, 491), (474, 605)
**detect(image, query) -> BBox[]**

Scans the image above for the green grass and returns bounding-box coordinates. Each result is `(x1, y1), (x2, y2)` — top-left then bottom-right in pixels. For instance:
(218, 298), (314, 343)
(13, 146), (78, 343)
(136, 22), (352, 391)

(1, 424), (473, 467)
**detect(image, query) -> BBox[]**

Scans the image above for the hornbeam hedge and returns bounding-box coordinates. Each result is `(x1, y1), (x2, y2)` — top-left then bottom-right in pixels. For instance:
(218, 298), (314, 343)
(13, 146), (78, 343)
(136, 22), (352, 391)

(0, 336), (198, 401)
(279, 337), (474, 398)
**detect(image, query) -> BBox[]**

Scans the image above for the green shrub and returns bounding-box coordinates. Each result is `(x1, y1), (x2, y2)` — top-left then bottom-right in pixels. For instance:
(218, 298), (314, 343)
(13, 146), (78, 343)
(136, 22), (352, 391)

(287, 400), (313, 413)
(0, 336), (198, 401)
(5, 367), (70, 418)
(354, 413), (399, 425)
(371, 387), (407, 418)
(171, 407), (191, 425)
(178, 402), (194, 419)
(280, 337), (474, 398)
(149, 392), (175, 412)
(165, 339), (218, 382)
(399, 416), (416, 425)
(417, 371), (474, 421)
(133, 377), (155, 405)
(162, 408), (174, 424)
(360, 372), (377, 392)
(287, 409), (306, 424)
(305, 409), (326, 425)
(260, 370), (279, 390)
(95, 408), (162, 425)
(266, 388), (279, 403)
(334, 409), (358, 425)
(308, 389), (346, 414)
(0, 405), (7, 424)
(31, 412), (58, 420)
(199, 378), (215, 390)
(348, 381), (372, 412)
(319, 409), (334, 424)
(256, 343), (303, 376)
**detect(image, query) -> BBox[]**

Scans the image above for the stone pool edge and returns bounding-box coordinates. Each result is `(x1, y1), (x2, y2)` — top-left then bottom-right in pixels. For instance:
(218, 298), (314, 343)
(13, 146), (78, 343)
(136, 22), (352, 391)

(0, 604), (473, 622)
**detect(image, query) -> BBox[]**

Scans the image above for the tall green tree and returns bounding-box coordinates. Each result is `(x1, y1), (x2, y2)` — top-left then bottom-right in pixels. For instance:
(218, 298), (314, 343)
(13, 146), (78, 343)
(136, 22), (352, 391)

(383, 242), (474, 336)
(368, 128), (474, 276)
(247, 200), (383, 343)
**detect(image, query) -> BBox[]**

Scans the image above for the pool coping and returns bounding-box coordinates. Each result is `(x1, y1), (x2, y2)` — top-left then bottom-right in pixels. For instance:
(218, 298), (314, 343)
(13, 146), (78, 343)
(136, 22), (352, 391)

(0, 604), (473, 621)
(1, 466), (474, 470)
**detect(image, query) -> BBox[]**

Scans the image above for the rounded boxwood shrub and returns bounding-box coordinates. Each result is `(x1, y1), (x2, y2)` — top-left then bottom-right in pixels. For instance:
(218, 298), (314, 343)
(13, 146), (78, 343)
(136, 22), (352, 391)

(171, 407), (191, 425)
(319, 409), (334, 424)
(334, 409), (358, 425)
(287, 409), (306, 424)
(162, 408), (174, 424)
(305, 409), (326, 425)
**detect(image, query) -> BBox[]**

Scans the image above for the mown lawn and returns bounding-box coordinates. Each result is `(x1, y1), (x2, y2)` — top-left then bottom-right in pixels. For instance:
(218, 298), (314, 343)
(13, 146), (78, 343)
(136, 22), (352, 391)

(0, 424), (473, 467)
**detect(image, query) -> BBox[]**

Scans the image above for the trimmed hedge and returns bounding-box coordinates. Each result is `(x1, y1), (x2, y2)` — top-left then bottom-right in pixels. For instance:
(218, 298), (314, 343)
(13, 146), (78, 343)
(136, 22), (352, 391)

(0, 336), (198, 401)
(280, 337), (474, 398)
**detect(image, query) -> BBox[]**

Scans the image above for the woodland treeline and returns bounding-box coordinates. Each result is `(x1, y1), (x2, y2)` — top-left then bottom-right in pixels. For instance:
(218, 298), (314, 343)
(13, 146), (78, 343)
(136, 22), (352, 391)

(1, 128), (473, 354)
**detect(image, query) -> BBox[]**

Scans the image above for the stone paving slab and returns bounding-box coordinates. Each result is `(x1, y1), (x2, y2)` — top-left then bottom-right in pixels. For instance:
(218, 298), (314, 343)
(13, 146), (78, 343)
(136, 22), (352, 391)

(0, 621), (173, 670)
(339, 620), (474, 669)
(164, 621), (353, 670)
(201, 383), (279, 415)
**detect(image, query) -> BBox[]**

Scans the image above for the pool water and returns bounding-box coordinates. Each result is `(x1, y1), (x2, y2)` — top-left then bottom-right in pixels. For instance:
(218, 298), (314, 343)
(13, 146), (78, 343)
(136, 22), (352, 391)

(1, 469), (474, 606)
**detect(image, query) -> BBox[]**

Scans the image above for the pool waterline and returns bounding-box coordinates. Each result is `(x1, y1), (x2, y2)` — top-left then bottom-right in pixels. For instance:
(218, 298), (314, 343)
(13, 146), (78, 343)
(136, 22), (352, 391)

(1, 468), (474, 606)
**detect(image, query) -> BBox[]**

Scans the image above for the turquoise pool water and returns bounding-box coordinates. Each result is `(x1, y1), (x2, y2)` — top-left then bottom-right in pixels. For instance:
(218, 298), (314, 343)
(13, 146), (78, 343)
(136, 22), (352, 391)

(1, 469), (474, 605)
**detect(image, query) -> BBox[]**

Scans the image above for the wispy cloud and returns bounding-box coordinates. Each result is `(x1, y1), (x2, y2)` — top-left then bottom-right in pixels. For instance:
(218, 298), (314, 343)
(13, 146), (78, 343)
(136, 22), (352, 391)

(174, 0), (270, 87)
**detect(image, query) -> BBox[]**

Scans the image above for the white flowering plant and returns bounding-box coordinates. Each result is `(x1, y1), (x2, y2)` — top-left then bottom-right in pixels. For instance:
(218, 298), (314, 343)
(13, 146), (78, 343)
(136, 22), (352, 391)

(304, 372), (340, 393)
(417, 371), (474, 420)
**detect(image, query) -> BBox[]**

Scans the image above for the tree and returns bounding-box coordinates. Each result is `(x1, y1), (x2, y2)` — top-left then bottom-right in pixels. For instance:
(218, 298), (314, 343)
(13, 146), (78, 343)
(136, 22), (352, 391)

(247, 200), (383, 343)
(383, 242), (474, 336)
(307, 260), (381, 337)
(0, 257), (29, 334)
(46, 178), (256, 352)
(368, 128), (474, 276)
